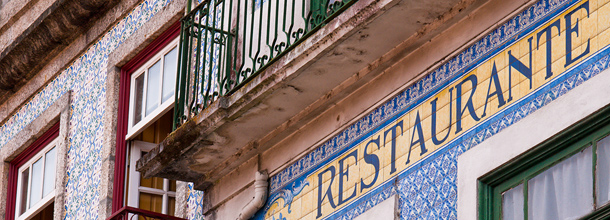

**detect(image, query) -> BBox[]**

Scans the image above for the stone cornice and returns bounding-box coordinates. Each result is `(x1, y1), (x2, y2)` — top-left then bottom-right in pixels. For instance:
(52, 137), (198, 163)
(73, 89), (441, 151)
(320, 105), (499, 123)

(0, 0), (120, 102)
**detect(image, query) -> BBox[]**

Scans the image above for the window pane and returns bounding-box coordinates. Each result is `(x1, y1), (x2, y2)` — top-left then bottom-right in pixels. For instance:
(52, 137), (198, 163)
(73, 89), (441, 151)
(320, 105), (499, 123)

(32, 202), (54, 220)
(43, 147), (56, 197)
(528, 146), (593, 220)
(146, 60), (161, 116)
(162, 47), (177, 103)
(502, 184), (524, 220)
(140, 176), (164, 190)
(597, 135), (610, 206)
(30, 158), (44, 208)
(133, 74), (145, 125)
(168, 196), (176, 216)
(169, 180), (176, 192)
(19, 168), (29, 215)
(139, 192), (163, 213)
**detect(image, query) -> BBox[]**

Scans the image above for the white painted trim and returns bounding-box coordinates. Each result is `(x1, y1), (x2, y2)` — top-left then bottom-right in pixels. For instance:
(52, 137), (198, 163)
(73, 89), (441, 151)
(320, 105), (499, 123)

(457, 66), (610, 219)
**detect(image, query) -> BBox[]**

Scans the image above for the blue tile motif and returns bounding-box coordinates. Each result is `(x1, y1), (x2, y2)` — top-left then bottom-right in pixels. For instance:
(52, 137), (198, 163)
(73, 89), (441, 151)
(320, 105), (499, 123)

(0, 0), (204, 219)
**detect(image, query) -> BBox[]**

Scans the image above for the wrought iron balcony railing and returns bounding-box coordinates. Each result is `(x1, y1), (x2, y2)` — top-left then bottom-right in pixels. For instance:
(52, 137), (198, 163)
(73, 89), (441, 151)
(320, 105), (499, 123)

(174, 0), (358, 129)
(106, 206), (186, 220)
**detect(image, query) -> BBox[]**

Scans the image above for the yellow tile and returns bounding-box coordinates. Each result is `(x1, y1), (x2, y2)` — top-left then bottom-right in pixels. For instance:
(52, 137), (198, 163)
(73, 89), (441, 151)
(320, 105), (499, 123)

(599, 26), (610, 47)
(306, 176), (316, 193)
(478, 61), (492, 81)
(474, 77), (490, 109)
(379, 135), (393, 168)
(269, 212), (280, 220)
(316, 160), (338, 183)
(598, 2), (610, 32)
(301, 212), (315, 220)
(456, 76), (475, 96)
(395, 127), (411, 159)
(552, 30), (567, 63)
(432, 87), (453, 111)
(432, 126), (452, 151)
(424, 139), (435, 155)
(520, 35), (534, 58)
(338, 149), (358, 170)
(382, 119), (405, 145)
(519, 80), (532, 99)
(509, 51), (531, 85)
(507, 82), (520, 104)
(301, 190), (314, 215)
(358, 174), (374, 195)
(331, 175), (339, 198)
(591, 0), (600, 12)
(341, 161), (360, 194)
(408, 106), (423, 129)
(578, 42), (593, 62)
(590, 36), (599, 55)
(382, 160), (397, 181)
(507, 43), (520, 64)
(533, 40), (547, 73)
(358, 157), (374, 181)
(420, 98), (432, 120)
(404, 142), (427, 167)
(319, 199), (335, 218)
(460, 112), (478, 132)
(498, 67), (510, 95)
(552, 56), (566, 78)
(601, 0), (609, 8)
(493, 51), (507, 71)
(533, 69), (547, 90)
(457, 90), (477, 121)
(583, 10), (598, 42)
(430, 104), (452, 140)
(420, 116), (432, 144)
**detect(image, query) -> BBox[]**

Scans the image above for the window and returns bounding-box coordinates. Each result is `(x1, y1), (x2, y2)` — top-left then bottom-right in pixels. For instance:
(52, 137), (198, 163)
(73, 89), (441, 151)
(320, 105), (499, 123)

(6, 122), (61, 220)
(479, 114), (610, 219)
(113, 21), (180, 216)
(15, 138), (57, 220)
(127, 141), (176, 216)
(127, 37), (178, 140)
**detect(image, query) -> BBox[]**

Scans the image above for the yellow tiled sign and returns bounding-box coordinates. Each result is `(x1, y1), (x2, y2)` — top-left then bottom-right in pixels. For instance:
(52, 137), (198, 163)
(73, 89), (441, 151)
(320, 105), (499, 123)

(266, 0), (607, 219)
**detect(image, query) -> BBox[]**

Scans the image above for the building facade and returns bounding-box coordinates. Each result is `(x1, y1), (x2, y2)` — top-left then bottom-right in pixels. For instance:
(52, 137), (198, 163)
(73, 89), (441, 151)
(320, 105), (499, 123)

(0, 0), (608, 220)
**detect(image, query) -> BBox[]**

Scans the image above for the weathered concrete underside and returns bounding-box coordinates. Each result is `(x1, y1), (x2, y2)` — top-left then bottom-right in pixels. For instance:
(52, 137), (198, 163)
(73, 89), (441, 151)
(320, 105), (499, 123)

(137, 0), (492, 191)
(0, 0), (119, 103)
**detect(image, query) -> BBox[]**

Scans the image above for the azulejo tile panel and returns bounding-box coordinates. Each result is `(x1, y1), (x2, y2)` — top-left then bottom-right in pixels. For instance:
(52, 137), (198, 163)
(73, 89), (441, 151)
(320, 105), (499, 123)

(0, 0), (203, 219)
(256, 0), (610, 219)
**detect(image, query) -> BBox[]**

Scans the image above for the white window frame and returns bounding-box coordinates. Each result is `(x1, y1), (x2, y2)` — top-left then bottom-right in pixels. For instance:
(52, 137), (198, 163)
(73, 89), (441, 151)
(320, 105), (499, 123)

(126, 38), (179, 140)
(127, 140), (176, 215)
(14, 137), (58, 220)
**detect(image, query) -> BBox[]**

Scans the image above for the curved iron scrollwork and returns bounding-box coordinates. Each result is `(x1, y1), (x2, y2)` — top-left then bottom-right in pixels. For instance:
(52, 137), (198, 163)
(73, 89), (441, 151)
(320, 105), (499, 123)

(174, 0), (357, 129)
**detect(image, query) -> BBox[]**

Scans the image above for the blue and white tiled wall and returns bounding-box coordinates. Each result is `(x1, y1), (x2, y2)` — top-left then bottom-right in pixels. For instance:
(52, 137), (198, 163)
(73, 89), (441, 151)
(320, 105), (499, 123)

(0, 0), (204, 219)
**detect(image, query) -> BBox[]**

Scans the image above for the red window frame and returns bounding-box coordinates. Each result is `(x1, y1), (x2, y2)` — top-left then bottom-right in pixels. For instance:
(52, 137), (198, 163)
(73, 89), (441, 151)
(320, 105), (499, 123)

(5, 122), (60, 220)
(112, 21), (180, 212)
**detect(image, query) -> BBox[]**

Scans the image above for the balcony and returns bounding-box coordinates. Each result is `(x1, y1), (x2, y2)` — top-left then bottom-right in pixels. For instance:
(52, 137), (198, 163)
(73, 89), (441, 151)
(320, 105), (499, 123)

(137, 0), (492, 192)
(172, 0), (359, 123)
(107, 206), (186, 220)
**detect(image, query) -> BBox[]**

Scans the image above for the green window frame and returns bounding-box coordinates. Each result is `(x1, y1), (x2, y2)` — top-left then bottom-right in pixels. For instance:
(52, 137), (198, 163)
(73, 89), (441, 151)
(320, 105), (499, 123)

(478, 106), (610, 220)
